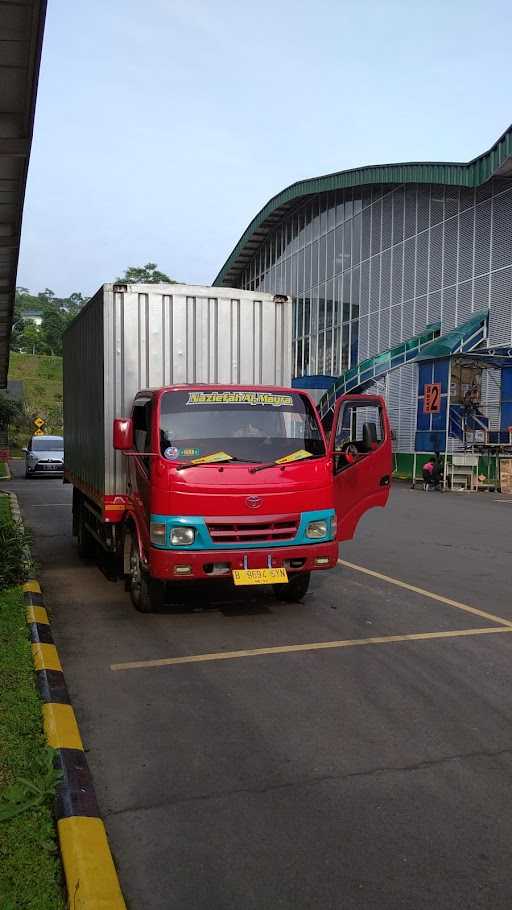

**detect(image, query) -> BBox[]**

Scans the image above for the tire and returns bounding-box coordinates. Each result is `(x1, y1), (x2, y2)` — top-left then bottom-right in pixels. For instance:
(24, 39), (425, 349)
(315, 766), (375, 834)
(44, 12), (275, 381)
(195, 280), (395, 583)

(128, 532), (165, 613)
(77, 503), (95, 558)
(25, 471), (31, 479)
(273, 571), (311, 603)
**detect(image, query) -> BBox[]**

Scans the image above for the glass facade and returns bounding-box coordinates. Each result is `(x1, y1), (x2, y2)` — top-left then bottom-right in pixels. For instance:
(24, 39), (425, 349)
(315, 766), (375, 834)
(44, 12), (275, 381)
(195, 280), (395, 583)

(238, 189), (362, 377)
(237, 177), (512, 451)
(239, 178), (512, 364)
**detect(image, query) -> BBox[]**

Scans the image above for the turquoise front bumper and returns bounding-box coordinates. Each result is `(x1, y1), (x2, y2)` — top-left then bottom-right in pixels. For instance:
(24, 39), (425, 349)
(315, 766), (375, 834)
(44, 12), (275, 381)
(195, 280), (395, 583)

(150, 509), (336, 550)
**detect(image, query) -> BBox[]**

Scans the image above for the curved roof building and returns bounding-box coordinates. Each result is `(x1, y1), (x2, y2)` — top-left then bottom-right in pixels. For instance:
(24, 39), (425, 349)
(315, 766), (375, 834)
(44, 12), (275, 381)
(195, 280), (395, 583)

(214, 126), (512, 468)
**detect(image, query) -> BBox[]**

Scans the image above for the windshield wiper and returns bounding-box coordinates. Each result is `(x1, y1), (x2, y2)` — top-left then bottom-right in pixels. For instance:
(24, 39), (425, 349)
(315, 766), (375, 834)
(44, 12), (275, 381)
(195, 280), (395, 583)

(251, 453), (322, 474)
(175, 455), (258, 472)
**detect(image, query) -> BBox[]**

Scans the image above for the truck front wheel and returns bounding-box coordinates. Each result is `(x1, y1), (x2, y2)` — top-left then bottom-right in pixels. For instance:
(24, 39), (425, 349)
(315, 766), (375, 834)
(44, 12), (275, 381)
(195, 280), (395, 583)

(128, 533), (165, 613)
(273, 571), (311, 603)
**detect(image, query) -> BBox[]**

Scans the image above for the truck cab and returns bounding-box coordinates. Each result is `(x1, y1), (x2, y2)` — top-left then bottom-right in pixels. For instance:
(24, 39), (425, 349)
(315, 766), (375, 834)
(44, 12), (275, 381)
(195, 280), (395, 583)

(112, 385), (391, 611)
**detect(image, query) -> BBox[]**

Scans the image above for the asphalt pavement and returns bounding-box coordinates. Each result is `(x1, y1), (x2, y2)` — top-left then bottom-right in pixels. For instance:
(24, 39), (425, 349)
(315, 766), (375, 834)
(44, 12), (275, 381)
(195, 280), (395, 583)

(8, 461), (512, 909)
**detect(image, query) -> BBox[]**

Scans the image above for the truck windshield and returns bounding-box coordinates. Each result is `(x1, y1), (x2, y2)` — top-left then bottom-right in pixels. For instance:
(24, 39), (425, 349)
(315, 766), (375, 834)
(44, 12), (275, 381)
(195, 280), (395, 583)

(159, 390), (325, 463)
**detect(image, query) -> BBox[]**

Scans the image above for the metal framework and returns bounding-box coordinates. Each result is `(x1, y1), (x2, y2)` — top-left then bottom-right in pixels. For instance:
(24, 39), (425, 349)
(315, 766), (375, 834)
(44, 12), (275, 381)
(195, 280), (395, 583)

(0, 0), (47, 387)
(317, 322), (441, 420)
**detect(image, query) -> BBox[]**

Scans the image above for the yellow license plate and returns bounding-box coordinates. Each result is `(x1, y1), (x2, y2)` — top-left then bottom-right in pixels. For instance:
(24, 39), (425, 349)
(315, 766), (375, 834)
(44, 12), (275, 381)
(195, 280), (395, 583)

(232, 568), (288, 586)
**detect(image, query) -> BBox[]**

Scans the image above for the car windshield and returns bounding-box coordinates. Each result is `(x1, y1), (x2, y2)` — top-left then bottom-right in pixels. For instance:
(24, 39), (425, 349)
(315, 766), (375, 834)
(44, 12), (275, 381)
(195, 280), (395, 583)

(32, 438), (63, 452)
(159, 390), (325, 463)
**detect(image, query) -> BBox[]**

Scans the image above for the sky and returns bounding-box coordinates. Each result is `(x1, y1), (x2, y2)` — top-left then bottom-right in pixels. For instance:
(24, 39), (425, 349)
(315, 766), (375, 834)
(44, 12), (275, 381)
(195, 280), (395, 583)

(17, 0), (512, 297)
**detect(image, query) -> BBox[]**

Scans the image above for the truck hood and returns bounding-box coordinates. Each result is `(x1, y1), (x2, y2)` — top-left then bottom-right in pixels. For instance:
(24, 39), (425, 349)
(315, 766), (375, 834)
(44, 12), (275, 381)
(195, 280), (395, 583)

(152, 458), (333, 517)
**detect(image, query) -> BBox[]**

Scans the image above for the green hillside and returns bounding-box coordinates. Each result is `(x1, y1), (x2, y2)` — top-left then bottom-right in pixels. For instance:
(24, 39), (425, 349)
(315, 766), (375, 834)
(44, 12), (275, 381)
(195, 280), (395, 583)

(8, 353), (63, 445)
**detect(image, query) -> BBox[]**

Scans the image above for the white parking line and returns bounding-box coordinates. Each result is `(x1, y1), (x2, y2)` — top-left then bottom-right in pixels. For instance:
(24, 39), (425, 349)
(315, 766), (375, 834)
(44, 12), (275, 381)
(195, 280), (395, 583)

(111, 626), (512, 672)
(338, 559), (512, 628)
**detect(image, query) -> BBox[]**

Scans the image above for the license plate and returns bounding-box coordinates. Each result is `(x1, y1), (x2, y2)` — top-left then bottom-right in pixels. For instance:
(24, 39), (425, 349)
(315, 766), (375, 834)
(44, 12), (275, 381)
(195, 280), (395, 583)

(232, 567), (288, 586)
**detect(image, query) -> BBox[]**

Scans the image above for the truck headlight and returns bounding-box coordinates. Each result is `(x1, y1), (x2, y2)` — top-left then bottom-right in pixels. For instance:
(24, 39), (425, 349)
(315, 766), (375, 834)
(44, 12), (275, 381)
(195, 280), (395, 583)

(150, 522), (167, 546)
(330, 514), (337, 537)
(306, 520), (328, 539)
(170, 526), (195, 546)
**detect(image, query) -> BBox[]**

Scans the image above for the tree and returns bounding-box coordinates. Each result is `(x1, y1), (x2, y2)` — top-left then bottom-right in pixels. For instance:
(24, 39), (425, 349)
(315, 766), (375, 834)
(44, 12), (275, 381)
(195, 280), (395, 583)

(37, 288), (56, 307)
(18, 322), (47, 355)
(116, 263), (176, 284)
(10, 316), (26, 352)
(68, 292), (88, 308)
(41, 308), (66, 356)
(10, 285), (88, 352)
(0, 393), (22, 431)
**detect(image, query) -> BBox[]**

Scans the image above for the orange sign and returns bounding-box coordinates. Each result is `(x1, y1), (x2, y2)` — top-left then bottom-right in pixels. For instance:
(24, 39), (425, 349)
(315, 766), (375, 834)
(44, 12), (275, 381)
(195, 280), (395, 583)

(424, 383), (441, 414)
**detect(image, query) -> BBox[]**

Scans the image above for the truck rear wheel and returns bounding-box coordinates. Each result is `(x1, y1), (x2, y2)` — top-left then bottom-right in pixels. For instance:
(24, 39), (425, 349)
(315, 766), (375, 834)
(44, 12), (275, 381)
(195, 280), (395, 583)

(273, 571), (311, 603)
(128, 533), (165, 613)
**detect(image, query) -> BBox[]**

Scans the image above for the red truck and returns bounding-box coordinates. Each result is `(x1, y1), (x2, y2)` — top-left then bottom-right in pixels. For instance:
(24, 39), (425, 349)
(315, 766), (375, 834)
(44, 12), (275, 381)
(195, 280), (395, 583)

(64, 285), (391, 611)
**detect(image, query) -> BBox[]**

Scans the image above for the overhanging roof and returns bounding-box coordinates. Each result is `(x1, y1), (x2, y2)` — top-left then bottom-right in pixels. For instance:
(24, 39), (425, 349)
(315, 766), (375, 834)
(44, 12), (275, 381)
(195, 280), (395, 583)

(214, 124), (512, 288)
(0, 0), (47, 387)
(414, 310), (489, 361)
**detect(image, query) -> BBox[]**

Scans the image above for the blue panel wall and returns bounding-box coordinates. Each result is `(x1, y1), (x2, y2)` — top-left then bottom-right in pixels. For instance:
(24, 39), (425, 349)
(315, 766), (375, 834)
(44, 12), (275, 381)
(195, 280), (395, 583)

(500, 366), (512, 432)
(415, 358), (449, 452)
(415, 430), (446, 453)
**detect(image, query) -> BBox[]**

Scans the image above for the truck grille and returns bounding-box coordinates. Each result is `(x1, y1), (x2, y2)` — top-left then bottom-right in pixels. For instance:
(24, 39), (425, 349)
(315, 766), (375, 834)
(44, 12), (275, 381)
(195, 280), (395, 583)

(207, 515), (299, 544)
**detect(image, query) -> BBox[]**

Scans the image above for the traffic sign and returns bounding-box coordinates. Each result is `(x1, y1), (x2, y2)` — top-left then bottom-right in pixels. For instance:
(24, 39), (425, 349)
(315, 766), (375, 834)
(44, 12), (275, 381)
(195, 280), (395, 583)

(33, 429), (45, 436)
(423, 383), (441, 414)
(33, 416), (45, 429)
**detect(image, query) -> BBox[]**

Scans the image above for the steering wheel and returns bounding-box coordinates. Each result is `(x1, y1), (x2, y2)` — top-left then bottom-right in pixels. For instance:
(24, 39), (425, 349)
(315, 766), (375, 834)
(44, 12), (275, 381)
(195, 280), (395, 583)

(334, 442), (359, 465)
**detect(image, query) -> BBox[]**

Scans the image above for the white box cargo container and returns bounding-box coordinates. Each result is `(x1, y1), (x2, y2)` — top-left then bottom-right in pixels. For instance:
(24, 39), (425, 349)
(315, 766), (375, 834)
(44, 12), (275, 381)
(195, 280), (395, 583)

(63, 283), (292, 497)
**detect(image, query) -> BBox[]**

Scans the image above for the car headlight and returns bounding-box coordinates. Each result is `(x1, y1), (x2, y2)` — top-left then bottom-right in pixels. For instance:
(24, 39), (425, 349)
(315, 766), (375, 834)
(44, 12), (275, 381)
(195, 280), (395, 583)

(170, 526), (195, 546)
(150, 522), (167, 546)
(306, 519), (328, 539)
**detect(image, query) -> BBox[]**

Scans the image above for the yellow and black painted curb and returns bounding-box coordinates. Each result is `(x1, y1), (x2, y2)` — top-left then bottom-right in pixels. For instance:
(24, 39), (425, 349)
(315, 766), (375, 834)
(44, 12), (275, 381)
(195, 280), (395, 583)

(24, 578), (126, 908)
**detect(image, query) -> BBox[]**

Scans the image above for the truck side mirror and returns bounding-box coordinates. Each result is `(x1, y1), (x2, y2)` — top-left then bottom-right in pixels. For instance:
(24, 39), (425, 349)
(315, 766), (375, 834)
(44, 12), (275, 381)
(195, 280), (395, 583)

(113, 418), (134, 450)
(362, 421), (378, 449)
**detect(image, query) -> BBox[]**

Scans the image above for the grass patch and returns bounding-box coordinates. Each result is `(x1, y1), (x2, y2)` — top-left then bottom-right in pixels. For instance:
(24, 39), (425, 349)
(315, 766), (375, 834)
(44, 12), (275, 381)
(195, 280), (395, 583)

(8, 354), (63, 445)
(0, 587), (65, 909)
(8, 353), (63, 414)
(0, 501), (32, 591)
(0, 462), (10, 480)
(0, 496), (65, 908)
(8, 352), (62, 383)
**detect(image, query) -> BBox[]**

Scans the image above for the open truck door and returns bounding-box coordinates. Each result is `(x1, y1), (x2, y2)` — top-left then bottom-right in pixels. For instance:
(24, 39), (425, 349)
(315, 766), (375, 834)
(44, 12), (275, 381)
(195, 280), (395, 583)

(325, 394), (392, 542)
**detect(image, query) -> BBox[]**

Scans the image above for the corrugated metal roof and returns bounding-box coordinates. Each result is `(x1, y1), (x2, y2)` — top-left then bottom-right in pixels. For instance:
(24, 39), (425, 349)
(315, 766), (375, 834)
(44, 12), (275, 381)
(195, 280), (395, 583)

(214, 125), (512, 288)
(0, 0), (47, 387)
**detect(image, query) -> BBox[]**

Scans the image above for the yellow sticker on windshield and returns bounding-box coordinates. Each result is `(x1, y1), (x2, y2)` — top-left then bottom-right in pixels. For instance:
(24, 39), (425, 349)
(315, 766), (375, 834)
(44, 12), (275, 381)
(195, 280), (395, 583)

(276, 449), (313, 464)
(186, 391), (293, 407)
(191, 451), (233, 464)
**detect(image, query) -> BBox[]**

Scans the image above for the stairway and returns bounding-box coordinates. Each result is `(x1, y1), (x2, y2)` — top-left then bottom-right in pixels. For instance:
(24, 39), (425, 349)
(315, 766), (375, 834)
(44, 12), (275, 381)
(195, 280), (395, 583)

(318, 322), (441, 420)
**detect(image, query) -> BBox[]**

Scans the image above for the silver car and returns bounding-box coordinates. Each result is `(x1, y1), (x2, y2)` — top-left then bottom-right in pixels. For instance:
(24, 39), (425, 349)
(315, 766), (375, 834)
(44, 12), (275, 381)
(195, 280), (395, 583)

(24, 435), (64, 478)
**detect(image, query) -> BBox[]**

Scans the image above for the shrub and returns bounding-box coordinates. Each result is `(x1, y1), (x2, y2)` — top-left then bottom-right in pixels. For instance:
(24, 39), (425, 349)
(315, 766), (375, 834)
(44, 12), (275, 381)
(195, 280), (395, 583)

(0, 509), (33, 591)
